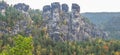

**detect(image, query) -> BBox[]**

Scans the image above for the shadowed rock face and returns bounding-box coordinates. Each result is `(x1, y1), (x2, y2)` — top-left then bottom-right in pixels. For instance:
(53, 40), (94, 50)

(72, 3), (80, 18)
(50, 2), (61, 40)
(0, 1), (8, 16)
(62, 4), (69, 12)
(70, 3), (81, 40)
(43, 5), (51, 12)
(51, 2), (60, 12)
(0, 1), (8, 10)
(14, 3), (29, 12)
(42, 5), (51, 20)
(72, 3), (80, 12)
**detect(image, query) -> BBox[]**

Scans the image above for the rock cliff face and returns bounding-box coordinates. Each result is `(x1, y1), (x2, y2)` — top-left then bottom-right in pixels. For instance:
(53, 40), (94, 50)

(42, 2), (107, 41)
(0, 1), (107, 41)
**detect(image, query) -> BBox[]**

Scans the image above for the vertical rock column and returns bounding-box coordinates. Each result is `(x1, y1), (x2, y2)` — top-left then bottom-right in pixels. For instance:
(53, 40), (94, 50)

(60, 4), (69, 40)
(0, 1), (8, 16)
(42, 5), (51, 36)
(70, 3), (81, 41)
(50, 2), (61, 40)
(43, 5), (51, 23)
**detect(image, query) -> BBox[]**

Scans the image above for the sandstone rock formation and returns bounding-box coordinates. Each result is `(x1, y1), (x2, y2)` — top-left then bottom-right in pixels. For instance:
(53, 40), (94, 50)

(14, 3), (29, 12)
(0, 1), (107, 41)
(0, 1), (8, 16)
(0, 1), (8, 10)
(0, 2), (32, 35)
(42, 2), (107, 41)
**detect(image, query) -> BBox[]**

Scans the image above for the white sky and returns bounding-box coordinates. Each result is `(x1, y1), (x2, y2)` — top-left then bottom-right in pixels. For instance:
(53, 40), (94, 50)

(2, 0), (120, 13)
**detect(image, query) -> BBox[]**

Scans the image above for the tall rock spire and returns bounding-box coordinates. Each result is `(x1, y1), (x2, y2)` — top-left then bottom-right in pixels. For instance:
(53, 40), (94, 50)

(42, 5), (51, 35)
(69, 3), (81, 41)
(42, 5), (51, 21)
(50, 2), (61, 40)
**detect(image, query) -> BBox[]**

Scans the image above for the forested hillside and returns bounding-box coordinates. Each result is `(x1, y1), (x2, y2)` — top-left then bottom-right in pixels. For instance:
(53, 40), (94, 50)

(82, 12), (120, 39)
(81, 12), (120, 26)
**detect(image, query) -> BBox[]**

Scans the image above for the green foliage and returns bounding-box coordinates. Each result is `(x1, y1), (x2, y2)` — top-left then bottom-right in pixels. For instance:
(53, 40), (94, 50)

(32, 33), (120, 55)
(0, 13), (6, 21)
(0, 6), (26, 28)
(5, 7), (24, 27)
(0, 32), (120, 55)
(0, 35), (33, 55)
(28, 9), (43, 25)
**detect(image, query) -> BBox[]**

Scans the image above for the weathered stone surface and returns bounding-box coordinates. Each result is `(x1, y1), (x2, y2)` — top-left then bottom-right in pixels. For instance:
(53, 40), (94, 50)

(0, 1), (8, 16)
(0, 1), (8, 10)
(72, 3), (80, 12)
(42, 5), (52, 37)
(43, 5), (51, 12)
(42, 5), (51, 19)
(71, 3), (80, 18)
(51, 2), (60, 13)
(50, 2), (61, 41)
(14, 3), (29, 12)
(62, 4), (69, 12)
(0, 21), (9, 34)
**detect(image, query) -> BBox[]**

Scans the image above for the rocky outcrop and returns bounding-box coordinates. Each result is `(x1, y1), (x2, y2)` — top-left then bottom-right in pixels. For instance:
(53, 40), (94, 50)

(0, 1), (8, 16)
(42, 2), (107, 41)
(0, 1), (107, 41)
(0, 1), (8, 10)
(14, 3), (29, 12)
(0, 2), (32, 35)
(69, 3), (81, 40)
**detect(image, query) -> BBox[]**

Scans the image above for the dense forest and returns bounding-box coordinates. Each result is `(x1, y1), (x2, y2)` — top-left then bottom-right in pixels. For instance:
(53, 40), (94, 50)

(0, 1), (120, 55)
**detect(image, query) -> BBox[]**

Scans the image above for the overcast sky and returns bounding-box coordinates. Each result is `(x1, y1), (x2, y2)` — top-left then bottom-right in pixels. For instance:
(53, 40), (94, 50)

(3, 0), (120, 13)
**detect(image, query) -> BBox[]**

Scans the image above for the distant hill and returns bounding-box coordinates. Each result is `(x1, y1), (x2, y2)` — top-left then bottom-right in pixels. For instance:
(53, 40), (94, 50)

(81, 12), (120, 26)
(81, 12), (120, 39)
